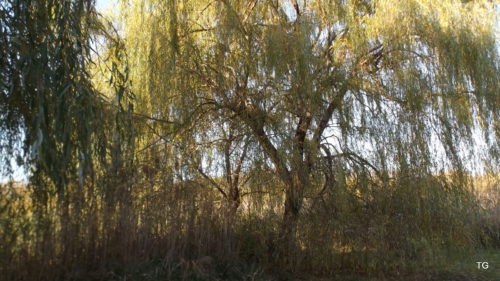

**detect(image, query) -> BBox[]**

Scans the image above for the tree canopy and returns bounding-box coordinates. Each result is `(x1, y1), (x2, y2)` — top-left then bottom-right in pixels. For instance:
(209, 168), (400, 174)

(115, 0), (499, 251)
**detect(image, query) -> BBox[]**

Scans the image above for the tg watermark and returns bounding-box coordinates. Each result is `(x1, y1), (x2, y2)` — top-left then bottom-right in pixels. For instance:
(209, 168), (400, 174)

(476, 262), (489, 270)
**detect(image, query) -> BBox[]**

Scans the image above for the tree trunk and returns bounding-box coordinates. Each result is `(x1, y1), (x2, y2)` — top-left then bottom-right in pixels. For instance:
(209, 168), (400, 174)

(278, 171), (305, 268)
(223, 185), (240, 256)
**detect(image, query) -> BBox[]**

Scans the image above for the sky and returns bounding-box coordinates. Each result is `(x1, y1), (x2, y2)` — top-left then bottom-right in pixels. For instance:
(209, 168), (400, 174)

(96, 0), (115, 12)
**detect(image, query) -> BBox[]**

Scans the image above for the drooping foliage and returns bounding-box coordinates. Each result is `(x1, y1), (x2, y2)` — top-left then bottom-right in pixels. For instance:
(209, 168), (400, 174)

(119, 0), (499, 179)
(0, 0), (499, 280)
(0, 1), (138, 278)
(118, 0), (499, 253)
(1, 0), (103, 192)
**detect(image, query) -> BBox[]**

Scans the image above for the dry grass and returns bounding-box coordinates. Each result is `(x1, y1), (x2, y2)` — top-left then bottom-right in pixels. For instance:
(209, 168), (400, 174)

(0, 173), (498, 281)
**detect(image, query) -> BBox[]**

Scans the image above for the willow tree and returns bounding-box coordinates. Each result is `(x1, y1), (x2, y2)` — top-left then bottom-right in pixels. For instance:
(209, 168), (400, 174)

(1, 0), (102, 190)
(117, 0), (499, 261)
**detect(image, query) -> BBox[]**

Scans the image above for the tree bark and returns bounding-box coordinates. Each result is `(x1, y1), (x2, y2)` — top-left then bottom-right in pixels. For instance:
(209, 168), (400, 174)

(278, 169), (306, 267)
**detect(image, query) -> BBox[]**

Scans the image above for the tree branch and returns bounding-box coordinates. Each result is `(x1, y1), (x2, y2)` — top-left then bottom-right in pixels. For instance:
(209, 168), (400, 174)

(197, 168), (228, 199)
